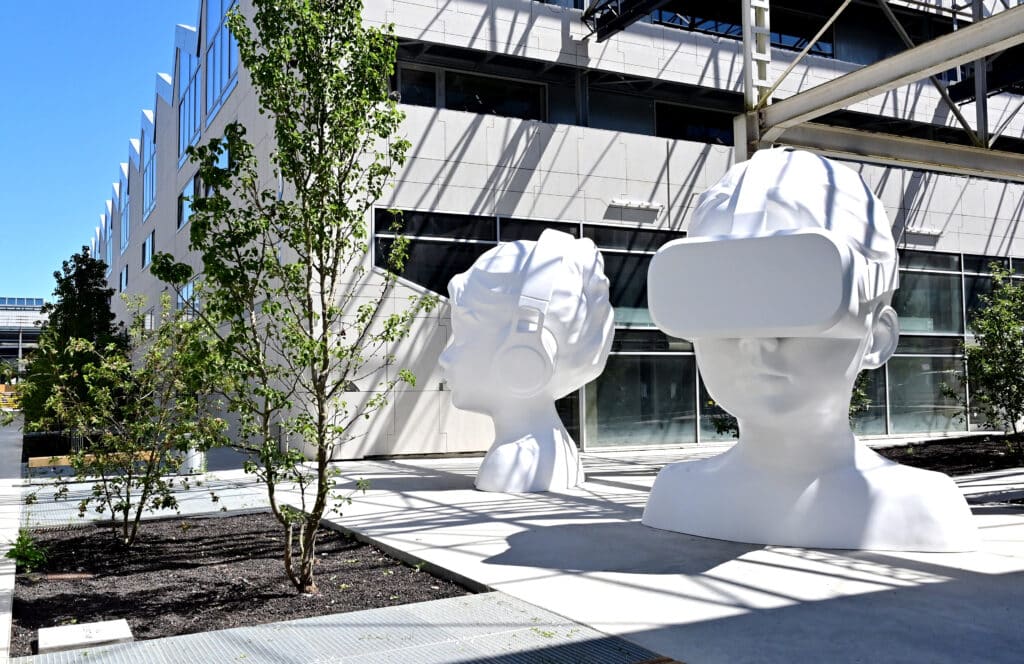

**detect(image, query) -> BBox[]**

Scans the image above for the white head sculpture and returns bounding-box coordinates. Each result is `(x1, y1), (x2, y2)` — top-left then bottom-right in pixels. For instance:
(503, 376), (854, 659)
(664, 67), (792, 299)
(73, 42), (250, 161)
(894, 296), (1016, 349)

(441, 229), (614, 492)
(642, 148), (978, 551)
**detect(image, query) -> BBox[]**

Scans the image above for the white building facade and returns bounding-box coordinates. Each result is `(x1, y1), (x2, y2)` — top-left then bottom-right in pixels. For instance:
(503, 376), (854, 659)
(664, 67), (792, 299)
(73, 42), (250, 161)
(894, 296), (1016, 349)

(95, 0), (1024, 457)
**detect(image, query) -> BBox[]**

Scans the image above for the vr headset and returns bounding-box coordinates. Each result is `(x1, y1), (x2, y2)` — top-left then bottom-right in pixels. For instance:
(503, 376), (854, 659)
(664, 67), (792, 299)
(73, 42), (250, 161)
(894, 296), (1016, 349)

(647, 228), (894, 340)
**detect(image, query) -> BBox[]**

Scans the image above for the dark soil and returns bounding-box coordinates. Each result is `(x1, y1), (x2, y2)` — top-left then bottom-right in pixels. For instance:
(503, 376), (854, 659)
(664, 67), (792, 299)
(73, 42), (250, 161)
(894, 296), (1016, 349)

(875, 434), (1024, 476)
(11, 512), (473, 657)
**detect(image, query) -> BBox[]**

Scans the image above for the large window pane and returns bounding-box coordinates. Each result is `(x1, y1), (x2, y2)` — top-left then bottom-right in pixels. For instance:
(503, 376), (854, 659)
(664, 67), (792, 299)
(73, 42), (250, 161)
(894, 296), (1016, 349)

(555, 390), (580, 446)
(888, 356), (966, 435)
(698, 376), (737, 442)
(585, 355), (696, 447)
(399, 68), (437, 107)
(851, 368), (887, 436)
(499, 218), (579, 241)
(655, 102), (734, 145)
(892, 271), (963, 333)
(547, 82), (577, 125)
(445, 71), (544, 121)
(895, 335), (962, 355)
(611, 329), (692, 353)
(375, 209), (496, 240)
(964, 274), (993, 334)
(582, 225), (684, 252)
(962, 254), (1009, 274)
(588, 90), (654, 135)
(375, 238), (492, 295)
(602, 253), (652, 326)
(899, 249), (960, 272)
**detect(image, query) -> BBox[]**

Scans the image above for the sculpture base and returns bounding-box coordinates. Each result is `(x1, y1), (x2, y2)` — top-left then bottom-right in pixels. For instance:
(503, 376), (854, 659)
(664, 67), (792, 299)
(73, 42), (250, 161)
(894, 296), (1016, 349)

(642, 444), (978, 552)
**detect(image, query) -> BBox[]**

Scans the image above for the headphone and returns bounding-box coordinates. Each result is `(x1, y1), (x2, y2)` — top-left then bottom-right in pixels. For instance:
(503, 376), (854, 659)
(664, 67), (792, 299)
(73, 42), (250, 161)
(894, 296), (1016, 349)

(494, 231), (573, 399)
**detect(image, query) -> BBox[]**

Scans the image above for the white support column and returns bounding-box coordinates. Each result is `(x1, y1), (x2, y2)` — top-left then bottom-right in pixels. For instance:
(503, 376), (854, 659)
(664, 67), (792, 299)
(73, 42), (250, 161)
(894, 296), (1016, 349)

(738, 0), (771, 162)
(741, 0), (772, 110)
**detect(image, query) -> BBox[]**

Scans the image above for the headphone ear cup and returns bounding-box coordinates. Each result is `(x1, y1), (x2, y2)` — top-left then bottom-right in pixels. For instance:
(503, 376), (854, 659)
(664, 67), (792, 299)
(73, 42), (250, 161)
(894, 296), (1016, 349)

(496, 339), (554, 398)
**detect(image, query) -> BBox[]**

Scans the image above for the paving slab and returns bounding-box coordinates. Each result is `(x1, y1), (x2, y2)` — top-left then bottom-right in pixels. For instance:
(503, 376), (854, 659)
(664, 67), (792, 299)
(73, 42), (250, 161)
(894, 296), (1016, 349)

(11, 592), (665, 664)
(305, 450), (1024, 664)
(37, 619), (133, 654)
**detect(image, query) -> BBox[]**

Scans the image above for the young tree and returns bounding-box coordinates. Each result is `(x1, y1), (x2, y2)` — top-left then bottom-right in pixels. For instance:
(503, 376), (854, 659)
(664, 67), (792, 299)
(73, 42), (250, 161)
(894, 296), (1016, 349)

(43, 298), (225, 548)
(960, 267), (1024, 456)
(154, 0), (435, 593)
(19, 247), (126, 428)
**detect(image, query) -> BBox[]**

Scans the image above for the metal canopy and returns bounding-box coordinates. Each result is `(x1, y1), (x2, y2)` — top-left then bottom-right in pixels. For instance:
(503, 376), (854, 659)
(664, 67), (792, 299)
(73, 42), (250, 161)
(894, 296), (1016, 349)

(739, 2), (1024, 182)
(758, 4), (1024, 142)
(581, 0), (674, 42)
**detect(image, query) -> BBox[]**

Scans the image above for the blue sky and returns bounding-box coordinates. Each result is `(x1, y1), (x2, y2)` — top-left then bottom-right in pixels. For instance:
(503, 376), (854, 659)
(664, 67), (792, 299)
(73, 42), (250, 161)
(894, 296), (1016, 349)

(0, 2), (200, 301)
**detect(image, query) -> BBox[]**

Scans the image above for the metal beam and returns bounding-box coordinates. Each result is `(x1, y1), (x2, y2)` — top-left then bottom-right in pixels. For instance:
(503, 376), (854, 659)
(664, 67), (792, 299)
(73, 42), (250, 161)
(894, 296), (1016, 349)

(582, 0), (673, 43)
(760, 4), (1024, 142)
(875, 0), (983, 147)
(774, 122), (1024, 184)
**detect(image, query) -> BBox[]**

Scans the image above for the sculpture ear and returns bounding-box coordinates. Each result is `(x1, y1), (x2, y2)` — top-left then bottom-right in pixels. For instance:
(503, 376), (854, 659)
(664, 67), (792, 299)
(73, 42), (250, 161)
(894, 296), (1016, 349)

(861, 305), (899, 370)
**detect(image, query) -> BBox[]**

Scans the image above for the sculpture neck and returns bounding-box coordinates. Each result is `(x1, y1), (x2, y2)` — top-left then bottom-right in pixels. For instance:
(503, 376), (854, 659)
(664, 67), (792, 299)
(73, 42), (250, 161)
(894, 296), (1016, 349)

(491, 399), (566, 446)
(733, 413), (858, 474)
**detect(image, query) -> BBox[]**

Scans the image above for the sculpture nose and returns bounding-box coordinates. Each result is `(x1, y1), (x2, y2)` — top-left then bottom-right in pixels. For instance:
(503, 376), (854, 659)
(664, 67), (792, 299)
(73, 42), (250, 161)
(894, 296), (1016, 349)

(737, 338), (779, 357)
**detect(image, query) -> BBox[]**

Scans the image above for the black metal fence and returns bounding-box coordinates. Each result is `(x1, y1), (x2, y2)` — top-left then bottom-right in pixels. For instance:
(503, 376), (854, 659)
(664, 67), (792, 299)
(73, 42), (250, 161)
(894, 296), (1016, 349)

(21, 431), (85, 463)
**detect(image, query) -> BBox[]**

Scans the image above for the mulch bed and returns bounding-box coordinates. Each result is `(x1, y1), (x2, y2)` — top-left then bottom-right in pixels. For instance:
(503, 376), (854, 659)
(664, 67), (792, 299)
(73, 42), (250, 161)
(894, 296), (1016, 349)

(10, 512), (473, 657)
(875, 434), (1024, 476)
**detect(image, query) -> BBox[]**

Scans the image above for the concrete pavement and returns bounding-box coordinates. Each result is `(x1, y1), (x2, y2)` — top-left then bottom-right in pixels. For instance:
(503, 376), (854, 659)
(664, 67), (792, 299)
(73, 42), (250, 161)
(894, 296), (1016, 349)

(312, 452), (1024, 664)
(2, 424), (1023, 662)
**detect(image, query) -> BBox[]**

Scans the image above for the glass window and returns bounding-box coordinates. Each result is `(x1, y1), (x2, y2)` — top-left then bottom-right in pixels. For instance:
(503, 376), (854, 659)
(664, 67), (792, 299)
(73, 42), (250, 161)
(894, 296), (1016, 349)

(963, 254), (1009, 274)
(656, 102), (734, 145)
(892, 271), (963, 334)
(895, 335), (962, 355)
(141, 232), (154, 269)
(899, 249), (960, 272)
(547, 82), (577, 125)
(143, 138), (157, 220)
(1012, 258), (1024, 276)
(851, 368), (887, 436)
(611, 329), (692, 353)
(375, 238), (492, 295)
(583, 225), (683, 252)
(964, 274), (993, 334)
(120, 176), (130, 252)
(698, 377), (736, 442)
(499, 218), (580, 242)
(584, 355), (697, 447)
(375, 209), (496, 241)
(176, 278), (200, 318)
(602, 253), (653, 326)
(555, 390), (580, 446)
(119, 266), (129, 293)
(888, 356), (966, 435)
(398, 68), (437, 107)
(588, 90), (653, 135)
(178, 49), (201, 159)
(178, 177), (196, 229)
(444, 71), (544, 121)
(206, 0), (239, 117)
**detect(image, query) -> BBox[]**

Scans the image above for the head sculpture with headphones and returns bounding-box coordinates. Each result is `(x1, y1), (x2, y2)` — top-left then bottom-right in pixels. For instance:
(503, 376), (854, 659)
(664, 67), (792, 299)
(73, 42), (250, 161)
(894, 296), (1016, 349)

(441, 228), (614, 492)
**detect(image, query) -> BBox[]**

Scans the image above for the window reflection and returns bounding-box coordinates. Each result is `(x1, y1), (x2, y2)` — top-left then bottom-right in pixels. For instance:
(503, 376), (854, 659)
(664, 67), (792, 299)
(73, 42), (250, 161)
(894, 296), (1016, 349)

(892, 271), (963, 334)
(887, 356), (965, 435)
(585, 355), (696, 447)
(445, 71), (544, 121)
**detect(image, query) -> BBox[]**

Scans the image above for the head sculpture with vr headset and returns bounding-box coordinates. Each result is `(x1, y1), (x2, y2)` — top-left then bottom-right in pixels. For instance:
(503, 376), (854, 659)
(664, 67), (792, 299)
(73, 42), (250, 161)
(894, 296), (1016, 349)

(441, 229), (614, 493)
(642, 148), (978, 551)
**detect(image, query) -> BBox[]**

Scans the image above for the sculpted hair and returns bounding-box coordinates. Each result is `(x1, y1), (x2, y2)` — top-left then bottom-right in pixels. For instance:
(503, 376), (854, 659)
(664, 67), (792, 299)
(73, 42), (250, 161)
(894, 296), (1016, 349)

(448, 231), (614, 398)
